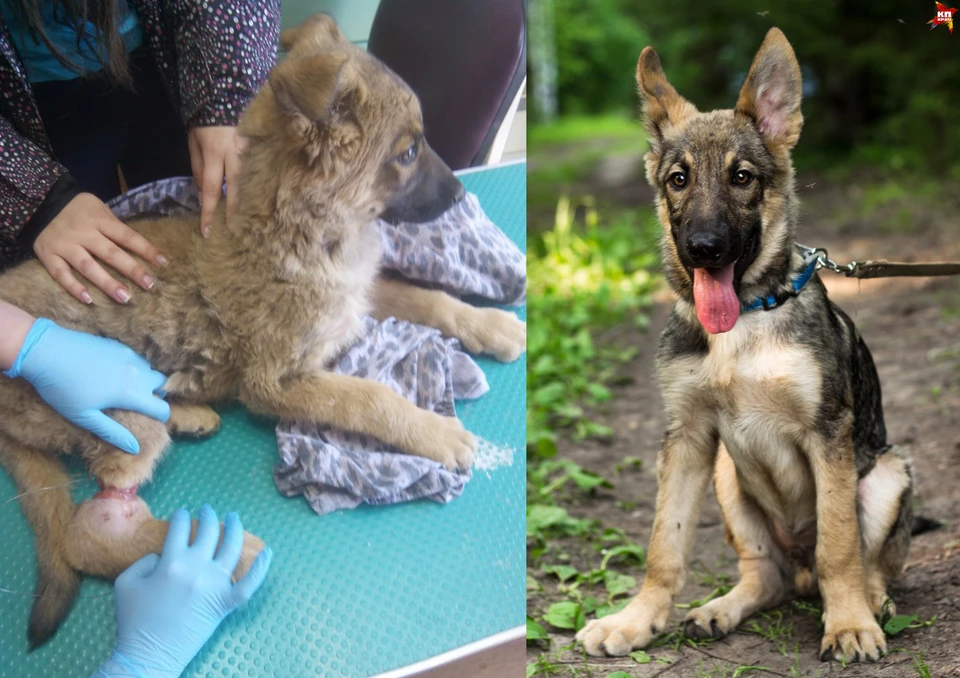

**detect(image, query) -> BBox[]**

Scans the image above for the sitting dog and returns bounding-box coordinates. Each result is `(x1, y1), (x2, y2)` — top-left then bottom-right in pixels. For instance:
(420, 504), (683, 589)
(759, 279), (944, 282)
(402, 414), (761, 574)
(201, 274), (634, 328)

(0, 14), (525, 648)
(576, 28), (910, 663)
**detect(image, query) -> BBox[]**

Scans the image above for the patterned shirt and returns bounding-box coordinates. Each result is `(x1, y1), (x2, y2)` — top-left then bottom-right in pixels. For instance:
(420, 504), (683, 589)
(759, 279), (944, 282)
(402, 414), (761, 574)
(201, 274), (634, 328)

(0, 0), (280, 268)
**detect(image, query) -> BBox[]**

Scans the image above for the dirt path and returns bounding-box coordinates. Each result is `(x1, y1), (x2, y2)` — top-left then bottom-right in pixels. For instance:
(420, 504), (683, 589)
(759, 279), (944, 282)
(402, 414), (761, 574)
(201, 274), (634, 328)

(528, 174), (960, 676)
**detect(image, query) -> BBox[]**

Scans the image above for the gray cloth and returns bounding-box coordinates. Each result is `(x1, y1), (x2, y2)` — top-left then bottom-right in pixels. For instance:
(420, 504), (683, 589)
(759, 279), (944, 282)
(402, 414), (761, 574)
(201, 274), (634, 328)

(108, 178), (525, 515)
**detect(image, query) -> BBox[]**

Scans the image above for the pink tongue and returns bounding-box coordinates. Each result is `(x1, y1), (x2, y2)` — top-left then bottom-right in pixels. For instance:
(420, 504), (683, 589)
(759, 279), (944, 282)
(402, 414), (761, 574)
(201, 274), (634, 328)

(693, 264), (739, 334)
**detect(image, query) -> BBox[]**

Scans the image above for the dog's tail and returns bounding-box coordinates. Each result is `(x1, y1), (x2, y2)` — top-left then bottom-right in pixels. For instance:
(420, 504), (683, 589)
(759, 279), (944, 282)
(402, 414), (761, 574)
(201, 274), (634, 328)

(0, 433), (81, 650)
(911, 515), (943, 536)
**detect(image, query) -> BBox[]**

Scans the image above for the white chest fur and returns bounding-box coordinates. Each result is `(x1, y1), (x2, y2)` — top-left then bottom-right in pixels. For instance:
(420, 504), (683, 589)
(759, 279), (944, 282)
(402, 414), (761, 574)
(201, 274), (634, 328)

(662, 307), (823, 530)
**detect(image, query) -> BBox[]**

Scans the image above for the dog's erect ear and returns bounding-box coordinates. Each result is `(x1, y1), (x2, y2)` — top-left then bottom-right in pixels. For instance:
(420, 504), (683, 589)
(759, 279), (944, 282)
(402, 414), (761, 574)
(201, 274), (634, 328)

(636, 47), (697, 146)
(280, 13), (347, 56)
(269, 50), (349, 122)
(735, 28), (803, 152)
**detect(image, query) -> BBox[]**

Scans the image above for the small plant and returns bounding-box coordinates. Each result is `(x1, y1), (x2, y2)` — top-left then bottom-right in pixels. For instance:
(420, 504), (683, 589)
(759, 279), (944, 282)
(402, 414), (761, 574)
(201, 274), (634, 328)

(527, 196), (660, 453)
(743, 609), (795, 656)
(911, 651), (932, 678)
(526, 654), (561, 677)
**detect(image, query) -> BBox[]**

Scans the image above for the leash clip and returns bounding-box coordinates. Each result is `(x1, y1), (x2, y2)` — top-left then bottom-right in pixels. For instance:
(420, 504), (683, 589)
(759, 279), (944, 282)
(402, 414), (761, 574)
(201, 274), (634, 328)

(796, 244), (858, 277)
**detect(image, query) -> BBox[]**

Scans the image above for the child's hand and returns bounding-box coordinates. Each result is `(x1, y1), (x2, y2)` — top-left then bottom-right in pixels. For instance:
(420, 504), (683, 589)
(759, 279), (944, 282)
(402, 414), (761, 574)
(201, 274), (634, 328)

(188, 126), (246, 237)
(33, 193), (166, 305)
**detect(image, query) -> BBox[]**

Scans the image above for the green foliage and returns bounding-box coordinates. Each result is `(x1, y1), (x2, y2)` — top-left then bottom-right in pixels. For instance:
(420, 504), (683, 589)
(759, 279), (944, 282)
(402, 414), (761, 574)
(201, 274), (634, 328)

(912, 651), (932, 678)
(528, 113), (642, 147)
(527, 615), (549, 642)
(531, 0), (960, 175)
(527, 196), (660, 451)
(883, 613), (937, 637)
(534, 0), (649, 118)
(527, 654), (561, 677)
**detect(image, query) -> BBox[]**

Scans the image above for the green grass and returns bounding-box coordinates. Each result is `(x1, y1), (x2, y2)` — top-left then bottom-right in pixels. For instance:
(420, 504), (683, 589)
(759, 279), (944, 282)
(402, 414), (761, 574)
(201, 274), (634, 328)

(528, 114), (648, 217)
(530, 113), (642, 148)
(911, 651), (932, 678)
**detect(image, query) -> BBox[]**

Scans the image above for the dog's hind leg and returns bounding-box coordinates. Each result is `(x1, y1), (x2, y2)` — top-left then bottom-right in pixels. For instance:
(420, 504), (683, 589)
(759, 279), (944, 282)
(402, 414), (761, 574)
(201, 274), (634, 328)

(63, 412), (263, 584)
(684, 445), (786, 640)
(858, 447), (913, 619)
(0, 432), (82, 650)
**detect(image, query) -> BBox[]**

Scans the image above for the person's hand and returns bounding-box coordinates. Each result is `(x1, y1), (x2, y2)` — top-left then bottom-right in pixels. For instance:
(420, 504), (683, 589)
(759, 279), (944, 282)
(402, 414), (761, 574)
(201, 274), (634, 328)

(34, 193), (166, 305)
(188, 126), (245, 237)
(3, 318), (169, 454)
(98, 507), (273, 678)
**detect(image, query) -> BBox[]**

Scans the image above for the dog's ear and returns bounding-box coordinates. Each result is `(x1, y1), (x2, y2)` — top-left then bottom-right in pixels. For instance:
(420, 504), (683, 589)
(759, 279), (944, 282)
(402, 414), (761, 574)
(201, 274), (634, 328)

(280, 13), (348, 56)
(269, 50), (349, 122)
(735, 28), (803, 152)
(267, 50), (362, 169)
(636, 47), (697, 147)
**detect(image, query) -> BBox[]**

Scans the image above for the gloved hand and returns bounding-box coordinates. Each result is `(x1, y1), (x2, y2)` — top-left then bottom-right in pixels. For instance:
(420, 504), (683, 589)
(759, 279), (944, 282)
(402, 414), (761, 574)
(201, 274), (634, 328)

(94, 506), (273, 678)
(2, 318), (169, 454)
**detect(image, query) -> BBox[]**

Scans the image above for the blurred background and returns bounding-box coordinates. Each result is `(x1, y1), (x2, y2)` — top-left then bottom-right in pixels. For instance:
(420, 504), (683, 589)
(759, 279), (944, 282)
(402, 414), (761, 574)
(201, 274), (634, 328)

(526, 3), (960, 675)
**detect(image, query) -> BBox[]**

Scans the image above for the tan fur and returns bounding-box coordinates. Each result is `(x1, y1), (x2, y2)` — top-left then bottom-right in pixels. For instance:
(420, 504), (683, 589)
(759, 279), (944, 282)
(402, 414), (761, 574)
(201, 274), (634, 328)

(0, 15), (524, 647)
(578, 28), (907, 664)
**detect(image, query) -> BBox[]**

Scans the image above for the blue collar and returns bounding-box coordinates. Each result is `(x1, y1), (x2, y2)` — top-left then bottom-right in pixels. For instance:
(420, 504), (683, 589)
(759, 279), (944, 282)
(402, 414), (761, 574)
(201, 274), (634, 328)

(741, 256), (819, 313)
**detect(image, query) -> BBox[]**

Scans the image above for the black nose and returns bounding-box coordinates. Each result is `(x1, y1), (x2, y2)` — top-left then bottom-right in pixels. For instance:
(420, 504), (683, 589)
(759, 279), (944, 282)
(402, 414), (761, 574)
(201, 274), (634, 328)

(453, 181), (465, 202)
(686, 231), (726, 266)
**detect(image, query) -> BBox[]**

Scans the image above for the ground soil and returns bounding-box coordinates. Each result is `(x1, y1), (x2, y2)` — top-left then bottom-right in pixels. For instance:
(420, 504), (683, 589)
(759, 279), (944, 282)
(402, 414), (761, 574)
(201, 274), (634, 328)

(528, 159), (960, 677)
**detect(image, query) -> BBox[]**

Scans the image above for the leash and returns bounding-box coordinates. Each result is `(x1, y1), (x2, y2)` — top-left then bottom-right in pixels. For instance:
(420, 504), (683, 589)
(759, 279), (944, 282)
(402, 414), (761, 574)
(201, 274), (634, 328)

(796, 244), (960, 279)
(743, 244), (960, 313)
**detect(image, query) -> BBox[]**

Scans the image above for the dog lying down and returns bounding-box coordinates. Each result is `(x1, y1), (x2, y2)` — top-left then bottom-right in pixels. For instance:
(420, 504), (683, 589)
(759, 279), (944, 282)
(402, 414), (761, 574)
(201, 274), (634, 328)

(0, 14), (525, 649)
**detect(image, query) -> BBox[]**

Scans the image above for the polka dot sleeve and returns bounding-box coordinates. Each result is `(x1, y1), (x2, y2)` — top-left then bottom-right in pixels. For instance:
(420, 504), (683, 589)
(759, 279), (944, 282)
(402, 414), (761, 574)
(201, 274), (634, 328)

(169, 0), (280, 128)
(0, 114), (68, 267)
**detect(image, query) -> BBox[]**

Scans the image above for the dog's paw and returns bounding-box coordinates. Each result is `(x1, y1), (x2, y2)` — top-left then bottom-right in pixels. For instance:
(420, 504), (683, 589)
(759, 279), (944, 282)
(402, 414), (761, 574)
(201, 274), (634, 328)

(820, 614), (886, 663)
(684, 601), (740, 640)
(416, 412), (476, 471)
(457, 308), (526, 362)
(575, 600), (670, 656)
(167, 403), (221, 438)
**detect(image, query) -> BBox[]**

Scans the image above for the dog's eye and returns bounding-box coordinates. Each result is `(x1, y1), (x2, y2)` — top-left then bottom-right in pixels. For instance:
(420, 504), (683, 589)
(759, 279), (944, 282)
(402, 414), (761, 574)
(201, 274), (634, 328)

(734, 170), (753, 186)
(397, 144), (418, 166)
(668, 172), (687, 189)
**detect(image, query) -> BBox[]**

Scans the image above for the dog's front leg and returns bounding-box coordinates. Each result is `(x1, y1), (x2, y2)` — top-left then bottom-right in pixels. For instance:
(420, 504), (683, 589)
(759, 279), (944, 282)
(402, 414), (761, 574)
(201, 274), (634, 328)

(806, 417), (886, 663)
(577, 425), (717, 656)
(241, 370), (476, 470)
(372, 277), (525, 362)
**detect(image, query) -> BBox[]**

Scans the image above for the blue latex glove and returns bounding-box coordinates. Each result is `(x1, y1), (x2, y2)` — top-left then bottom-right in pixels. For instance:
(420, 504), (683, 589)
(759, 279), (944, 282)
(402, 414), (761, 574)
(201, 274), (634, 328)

(2, 318), (169, 454)
(93, 506), (273, 678)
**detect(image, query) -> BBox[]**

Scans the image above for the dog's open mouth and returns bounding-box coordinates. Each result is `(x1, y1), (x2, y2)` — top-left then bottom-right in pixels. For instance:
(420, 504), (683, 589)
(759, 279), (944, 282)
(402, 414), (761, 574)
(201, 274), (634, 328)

(692, 263), (739, 334)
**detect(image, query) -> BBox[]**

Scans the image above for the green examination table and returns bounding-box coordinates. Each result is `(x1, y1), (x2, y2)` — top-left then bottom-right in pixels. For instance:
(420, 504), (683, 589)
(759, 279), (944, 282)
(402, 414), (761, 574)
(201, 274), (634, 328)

(0, 161), (526, 678)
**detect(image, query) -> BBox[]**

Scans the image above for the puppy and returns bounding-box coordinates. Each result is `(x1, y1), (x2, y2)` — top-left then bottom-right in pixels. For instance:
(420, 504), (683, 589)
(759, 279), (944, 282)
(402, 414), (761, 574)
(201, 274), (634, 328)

(576, 28), (910, 663)
(0, 14), (525, 648)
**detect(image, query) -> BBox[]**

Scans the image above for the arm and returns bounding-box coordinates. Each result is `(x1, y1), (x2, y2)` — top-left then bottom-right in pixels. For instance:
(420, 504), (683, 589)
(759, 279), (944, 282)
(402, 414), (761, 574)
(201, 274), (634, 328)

(0, 115), (80, 267)
(0, 299), (34, 372)
(0, 114), (166, 302)
(0, 299), (170, 453)
(169, 0), (280, 231)
(169, 0), (280, 128)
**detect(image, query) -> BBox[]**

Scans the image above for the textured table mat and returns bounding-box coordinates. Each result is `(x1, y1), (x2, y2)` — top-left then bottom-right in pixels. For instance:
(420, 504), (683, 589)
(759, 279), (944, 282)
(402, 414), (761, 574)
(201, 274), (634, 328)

(0, 162), (526, 678)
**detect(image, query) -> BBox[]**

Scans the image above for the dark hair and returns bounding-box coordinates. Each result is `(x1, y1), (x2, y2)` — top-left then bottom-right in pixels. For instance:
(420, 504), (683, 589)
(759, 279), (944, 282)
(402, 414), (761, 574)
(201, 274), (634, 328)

(8, 0), (132, 87)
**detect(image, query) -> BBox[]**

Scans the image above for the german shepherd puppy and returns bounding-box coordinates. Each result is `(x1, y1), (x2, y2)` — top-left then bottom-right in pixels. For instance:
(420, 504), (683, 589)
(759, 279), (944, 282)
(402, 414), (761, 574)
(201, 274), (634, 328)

(576, 29), (911, 663)
(0, 15), (525, 649)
